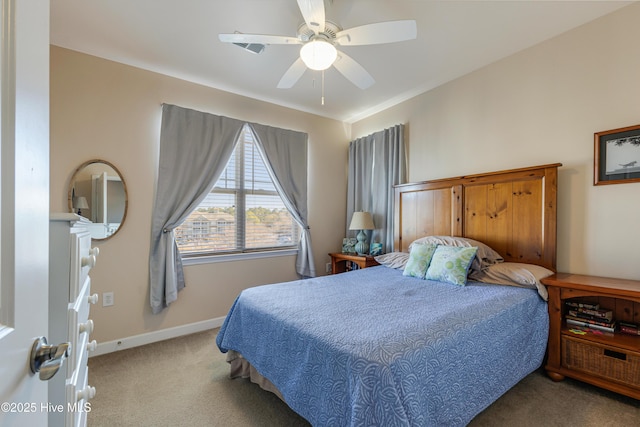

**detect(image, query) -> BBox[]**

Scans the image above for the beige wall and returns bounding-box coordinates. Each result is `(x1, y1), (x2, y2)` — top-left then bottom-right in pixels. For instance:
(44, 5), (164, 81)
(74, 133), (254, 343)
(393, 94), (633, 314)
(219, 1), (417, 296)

(351, 3), (640, 281)
(50, 47), (349, 343)
(52, 3), (640, 345)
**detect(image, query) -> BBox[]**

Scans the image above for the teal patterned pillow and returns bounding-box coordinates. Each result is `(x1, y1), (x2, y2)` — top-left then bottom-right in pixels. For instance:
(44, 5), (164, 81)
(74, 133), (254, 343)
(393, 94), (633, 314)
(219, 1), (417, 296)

(425, 246), (478, 286)
(403, 243), (438, 279)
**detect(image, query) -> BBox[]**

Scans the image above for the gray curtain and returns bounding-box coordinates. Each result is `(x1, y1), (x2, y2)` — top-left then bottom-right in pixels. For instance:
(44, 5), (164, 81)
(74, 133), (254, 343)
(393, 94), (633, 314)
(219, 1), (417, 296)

(249, 123), (315, 278)
(346, 124), (407, 253)
(149, 104), (245, 314)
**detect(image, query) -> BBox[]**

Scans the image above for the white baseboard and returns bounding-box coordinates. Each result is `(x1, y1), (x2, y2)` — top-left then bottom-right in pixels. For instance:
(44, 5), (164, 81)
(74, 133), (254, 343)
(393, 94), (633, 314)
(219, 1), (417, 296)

(90, 317), (226, 357)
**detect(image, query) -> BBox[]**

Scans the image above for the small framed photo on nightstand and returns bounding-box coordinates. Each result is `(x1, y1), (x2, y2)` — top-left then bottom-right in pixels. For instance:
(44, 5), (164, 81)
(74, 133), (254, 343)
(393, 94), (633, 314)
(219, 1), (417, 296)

(342, 238), (357, 254)
(369, 243), (383, 256)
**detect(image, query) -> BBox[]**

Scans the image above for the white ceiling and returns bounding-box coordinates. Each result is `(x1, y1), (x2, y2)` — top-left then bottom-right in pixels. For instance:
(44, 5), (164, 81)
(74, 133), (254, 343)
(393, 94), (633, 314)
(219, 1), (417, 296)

(50, 1), (633, 123)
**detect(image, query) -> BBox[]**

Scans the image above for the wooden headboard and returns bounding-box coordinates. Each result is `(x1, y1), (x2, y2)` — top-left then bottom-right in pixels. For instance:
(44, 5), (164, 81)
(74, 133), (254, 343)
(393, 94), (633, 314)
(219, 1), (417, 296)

(394, 163), (561, 271)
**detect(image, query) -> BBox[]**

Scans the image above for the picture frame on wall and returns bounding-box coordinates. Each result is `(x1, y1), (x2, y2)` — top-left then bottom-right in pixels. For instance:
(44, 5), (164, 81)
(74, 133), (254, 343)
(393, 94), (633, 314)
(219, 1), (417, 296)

(594, 124), (640, 185)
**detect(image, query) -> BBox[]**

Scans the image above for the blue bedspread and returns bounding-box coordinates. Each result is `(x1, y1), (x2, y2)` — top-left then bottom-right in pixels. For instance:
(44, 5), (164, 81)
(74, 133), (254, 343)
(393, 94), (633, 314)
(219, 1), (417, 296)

(216, 266), (549, 426)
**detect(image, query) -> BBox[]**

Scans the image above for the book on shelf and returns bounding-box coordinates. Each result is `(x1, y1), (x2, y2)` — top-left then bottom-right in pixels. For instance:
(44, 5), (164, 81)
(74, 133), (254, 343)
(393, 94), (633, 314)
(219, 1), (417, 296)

(565, 314), (614, 328)
(566, 317), (616, 333)
(565, 300), (600, 310)
(619, 321), (640, 336)
(568, 306), (613, 321)
(567, 308), (613, 322)
(345, 260), (359, 271)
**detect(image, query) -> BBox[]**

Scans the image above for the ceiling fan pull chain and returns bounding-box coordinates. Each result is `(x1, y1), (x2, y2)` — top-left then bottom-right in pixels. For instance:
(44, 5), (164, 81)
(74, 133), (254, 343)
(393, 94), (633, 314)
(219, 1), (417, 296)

(321, 70), (325, 106)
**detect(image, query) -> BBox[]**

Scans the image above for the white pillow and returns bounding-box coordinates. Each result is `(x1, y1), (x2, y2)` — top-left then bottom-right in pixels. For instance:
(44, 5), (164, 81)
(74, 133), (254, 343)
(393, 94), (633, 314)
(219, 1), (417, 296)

(468, 262), (553, 300)
(374, 252), (409, 270)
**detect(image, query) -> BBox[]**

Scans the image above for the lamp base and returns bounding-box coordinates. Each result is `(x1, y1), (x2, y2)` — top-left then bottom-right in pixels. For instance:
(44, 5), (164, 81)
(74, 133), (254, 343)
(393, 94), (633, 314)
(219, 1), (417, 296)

(355, 230), (369, 256)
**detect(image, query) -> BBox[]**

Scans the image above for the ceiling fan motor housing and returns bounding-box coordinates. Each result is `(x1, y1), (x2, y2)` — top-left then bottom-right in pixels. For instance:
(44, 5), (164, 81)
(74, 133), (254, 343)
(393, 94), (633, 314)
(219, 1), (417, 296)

(297, 21), (342, 43)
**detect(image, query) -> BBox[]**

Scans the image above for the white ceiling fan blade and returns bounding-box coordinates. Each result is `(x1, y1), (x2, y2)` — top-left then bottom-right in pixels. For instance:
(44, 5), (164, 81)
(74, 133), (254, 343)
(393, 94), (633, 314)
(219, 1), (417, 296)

(332, 51), (375, 90)
(335, 20), (417, 46)
(296, 0), (325, 34)
(277, 58), (307, 89)
(219, 33), (301, 45)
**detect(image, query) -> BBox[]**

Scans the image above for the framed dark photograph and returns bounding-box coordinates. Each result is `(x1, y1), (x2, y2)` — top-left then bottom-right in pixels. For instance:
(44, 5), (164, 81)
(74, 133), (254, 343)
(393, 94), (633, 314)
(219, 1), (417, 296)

(594, 124), (640, 185)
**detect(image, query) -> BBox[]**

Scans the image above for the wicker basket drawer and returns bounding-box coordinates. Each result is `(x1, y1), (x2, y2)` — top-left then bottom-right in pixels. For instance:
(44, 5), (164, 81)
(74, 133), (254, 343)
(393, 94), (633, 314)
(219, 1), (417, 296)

(562, 336), (640, 388)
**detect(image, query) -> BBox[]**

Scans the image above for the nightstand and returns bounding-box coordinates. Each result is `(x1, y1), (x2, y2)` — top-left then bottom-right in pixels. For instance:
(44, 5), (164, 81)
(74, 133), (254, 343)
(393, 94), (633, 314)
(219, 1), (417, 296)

(541, 273), (640, 400)
(328, 252), (379, 274)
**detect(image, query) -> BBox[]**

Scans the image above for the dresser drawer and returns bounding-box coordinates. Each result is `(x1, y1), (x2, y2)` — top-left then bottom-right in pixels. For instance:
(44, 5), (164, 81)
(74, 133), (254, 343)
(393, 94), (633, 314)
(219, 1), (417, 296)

(67, 278), (94, 378)
(562, 335), (640, 388)
(69, 230), (94, 302)
(66, 363), (93, 427)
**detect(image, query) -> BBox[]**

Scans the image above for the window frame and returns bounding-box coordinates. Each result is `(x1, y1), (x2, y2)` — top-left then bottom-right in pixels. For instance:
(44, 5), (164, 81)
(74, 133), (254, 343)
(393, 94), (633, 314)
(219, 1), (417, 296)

(181, 248), (298, 266)
(178, 126), (300, 262)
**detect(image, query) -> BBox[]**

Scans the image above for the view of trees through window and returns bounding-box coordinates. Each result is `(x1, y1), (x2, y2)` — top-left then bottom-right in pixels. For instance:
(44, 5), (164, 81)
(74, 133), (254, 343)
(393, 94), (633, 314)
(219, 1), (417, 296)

(176, 125), (300, 255)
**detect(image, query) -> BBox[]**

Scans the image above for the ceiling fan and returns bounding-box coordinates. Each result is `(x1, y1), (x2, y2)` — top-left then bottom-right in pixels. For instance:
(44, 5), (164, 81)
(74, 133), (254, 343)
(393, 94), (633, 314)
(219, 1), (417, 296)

(218, 0), (417, 90)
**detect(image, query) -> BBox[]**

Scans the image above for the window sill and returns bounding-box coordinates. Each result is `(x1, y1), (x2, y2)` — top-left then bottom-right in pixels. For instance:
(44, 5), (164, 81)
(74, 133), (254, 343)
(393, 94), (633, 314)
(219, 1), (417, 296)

(181, 249), (298, 266)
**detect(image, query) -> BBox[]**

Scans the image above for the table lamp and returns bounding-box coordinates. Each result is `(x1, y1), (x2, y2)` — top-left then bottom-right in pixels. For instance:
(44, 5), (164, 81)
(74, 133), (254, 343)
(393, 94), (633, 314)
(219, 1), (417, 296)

(349, 211), (375, 255)
(74, 196), (89, 216)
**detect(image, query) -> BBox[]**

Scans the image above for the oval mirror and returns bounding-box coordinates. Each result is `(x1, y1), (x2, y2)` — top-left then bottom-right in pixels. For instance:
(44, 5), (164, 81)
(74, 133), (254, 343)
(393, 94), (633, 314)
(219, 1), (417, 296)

(68, 159), (128, 241)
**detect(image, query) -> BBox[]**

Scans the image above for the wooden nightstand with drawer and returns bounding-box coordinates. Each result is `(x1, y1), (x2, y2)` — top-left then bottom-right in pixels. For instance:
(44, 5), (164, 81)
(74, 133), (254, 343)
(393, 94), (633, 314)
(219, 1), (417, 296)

(541, 273), (640, 400)
(329, 252), (379, 274)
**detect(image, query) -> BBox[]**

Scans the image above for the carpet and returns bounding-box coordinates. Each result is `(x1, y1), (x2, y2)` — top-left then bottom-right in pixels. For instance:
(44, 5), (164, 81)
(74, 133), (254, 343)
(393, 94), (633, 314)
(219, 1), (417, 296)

(87, 329), (639, 426)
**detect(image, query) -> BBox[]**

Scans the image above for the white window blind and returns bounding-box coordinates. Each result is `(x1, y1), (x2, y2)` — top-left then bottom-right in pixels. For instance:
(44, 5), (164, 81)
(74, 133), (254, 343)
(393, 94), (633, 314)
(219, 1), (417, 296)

(176, 125), (300, 256)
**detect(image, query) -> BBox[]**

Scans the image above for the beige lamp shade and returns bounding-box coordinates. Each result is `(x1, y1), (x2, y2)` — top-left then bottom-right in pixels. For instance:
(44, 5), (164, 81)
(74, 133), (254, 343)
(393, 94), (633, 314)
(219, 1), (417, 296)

(349, 211), (375, 230)
(74, 196), (89, 210)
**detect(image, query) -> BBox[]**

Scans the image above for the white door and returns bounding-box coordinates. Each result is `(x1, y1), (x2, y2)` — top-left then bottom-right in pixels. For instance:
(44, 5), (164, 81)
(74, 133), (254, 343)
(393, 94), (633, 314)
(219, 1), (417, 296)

(0, 1), (51, 426)
(93, 172), (108, 224)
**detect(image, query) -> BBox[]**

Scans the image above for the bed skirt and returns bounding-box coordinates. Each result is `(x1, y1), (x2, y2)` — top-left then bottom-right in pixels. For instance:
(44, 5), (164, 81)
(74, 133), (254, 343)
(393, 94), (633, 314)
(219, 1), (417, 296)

(226, 350), (285, 401)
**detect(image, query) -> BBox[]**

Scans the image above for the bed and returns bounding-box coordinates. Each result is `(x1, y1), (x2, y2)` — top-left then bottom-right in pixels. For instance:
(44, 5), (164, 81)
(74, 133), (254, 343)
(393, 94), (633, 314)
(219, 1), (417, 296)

(216, 163), (561, 426)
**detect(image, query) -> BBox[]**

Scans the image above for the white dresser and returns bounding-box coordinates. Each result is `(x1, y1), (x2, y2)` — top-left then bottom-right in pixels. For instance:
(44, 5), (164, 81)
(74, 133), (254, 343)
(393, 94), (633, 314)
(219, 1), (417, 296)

(49, 213), (99, 427)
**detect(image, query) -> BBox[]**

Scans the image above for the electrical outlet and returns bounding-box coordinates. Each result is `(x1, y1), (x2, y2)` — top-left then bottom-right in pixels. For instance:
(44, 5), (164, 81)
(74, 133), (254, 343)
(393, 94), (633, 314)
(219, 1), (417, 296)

(103, 292), (114, 307)
(325, 262), (332, 273)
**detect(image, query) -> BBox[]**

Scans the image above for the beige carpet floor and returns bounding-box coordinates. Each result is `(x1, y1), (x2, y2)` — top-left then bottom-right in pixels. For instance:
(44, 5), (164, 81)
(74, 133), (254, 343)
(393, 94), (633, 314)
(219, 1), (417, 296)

(87, 329), (639, 426)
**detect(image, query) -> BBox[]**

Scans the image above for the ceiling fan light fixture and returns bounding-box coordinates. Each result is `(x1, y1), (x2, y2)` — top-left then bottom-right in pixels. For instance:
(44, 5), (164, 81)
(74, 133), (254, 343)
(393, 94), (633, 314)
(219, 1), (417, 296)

(300, 39), (337, 71)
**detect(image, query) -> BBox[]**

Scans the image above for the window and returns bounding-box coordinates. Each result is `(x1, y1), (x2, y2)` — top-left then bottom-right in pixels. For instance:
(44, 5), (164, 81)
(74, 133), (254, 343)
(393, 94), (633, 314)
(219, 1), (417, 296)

(176, 125), (300, 256)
